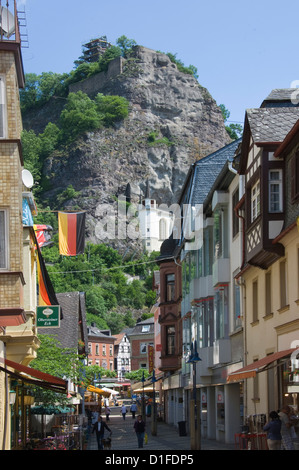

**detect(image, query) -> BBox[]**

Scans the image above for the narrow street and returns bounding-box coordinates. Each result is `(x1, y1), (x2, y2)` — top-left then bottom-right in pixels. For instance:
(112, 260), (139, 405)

(86, 407), (236, 452)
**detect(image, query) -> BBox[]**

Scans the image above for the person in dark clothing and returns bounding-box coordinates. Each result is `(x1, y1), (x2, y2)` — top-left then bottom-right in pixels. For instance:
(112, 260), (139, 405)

(92, 415), (112, 450)
(263, 411), (282, 450)
(134, 414), (146, 448)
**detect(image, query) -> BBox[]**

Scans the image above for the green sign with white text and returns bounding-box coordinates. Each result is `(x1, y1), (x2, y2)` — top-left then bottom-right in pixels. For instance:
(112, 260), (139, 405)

(37, 306), (60, 328)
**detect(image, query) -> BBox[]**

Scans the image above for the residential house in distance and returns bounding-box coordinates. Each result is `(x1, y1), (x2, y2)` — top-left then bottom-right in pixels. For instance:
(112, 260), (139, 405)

(87, 324), (116, 371)
(114, 332), (131, 381)
(128, 317), (154, 370)
(227, 91), (299, 428)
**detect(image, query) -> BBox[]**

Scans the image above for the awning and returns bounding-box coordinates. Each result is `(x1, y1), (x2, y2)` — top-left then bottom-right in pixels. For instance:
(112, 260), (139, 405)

(227, 349), (295, 383)
(0, 358), (68, 394)
(87, 385), (111, 397)
(132, 386), (155, 393)
(113, 382), (131, 387)
(101, 387), (118, 395)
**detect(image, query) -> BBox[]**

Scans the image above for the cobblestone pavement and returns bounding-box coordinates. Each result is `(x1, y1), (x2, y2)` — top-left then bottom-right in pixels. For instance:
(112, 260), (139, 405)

(87, 410), (236, 452)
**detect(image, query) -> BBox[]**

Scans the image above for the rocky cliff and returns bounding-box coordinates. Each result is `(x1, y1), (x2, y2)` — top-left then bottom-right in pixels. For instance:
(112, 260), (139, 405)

(24, 46), (231, 250)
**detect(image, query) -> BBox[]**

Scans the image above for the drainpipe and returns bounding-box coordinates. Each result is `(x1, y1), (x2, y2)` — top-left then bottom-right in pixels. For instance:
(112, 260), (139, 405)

(228, 157), (238, 175)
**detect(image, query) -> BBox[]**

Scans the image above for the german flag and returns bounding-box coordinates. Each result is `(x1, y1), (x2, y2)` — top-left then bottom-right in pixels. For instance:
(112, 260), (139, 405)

(33, 233), (62, 317)
(58, 211), (86, 256)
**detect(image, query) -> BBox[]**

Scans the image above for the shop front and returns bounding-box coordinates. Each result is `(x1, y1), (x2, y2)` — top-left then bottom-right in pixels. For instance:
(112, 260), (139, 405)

(0, 357), (69, 450)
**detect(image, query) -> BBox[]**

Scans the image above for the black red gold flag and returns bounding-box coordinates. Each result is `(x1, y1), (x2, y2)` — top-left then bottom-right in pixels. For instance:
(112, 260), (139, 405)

(58, 211), (86, 256)
(33, 232), (62, 318)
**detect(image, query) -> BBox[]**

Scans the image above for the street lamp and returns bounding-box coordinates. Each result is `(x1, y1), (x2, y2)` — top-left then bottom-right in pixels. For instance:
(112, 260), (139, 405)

(187, 340), (201, 450)
(141, 370), (146, 423)
(94, 372), (102, 412)
(151, 370), (157, 436)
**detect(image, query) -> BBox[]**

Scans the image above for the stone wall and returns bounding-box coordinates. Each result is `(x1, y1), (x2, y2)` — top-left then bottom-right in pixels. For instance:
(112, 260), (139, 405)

(69, 56), (125, 97)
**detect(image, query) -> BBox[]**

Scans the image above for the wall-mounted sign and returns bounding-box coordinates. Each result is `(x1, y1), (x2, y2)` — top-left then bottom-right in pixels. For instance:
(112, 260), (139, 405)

(37, 306), (60, 328)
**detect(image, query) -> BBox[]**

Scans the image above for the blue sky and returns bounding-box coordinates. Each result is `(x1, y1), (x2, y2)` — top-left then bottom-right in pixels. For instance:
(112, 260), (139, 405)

(17, 0), (299, 125)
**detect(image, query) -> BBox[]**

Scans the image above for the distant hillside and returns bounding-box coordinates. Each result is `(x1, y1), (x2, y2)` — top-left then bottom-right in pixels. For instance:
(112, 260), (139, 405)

(22, 45), (231, 253)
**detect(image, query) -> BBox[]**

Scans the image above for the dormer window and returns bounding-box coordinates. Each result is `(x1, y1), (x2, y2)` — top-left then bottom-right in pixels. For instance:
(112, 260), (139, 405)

(269, 170), (283, 212)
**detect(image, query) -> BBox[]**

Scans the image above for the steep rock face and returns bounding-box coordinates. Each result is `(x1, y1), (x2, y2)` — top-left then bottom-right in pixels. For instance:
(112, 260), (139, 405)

(26, 47), (231, 249)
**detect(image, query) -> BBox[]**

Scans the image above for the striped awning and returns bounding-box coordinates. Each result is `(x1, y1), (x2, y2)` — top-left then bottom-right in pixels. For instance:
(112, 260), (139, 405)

(227, 349), (295, 383)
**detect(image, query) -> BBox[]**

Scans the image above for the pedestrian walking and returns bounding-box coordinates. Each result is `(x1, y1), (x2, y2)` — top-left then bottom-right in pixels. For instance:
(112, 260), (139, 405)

(263, 411), (282, 450)
(279, 405), (295, 450)
(121, 404), (127, 420)
(134, 414), (146, 448)
(130, 402), (138, 419)
(105, 405), (111, 421)
(91, 409), (99, 425)
(92, 415), (112, 450)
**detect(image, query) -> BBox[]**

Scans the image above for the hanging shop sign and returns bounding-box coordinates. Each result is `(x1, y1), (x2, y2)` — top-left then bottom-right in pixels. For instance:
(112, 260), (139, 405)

(37, 305), (60, 328)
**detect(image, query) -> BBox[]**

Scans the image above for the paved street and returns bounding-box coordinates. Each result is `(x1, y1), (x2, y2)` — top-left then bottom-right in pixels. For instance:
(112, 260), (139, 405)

(87, 407), (236, 452)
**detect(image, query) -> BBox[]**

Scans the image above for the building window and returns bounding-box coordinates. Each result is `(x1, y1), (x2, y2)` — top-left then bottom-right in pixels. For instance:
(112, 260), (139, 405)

(0, 209), (8, 269)
(142, 324), (150, 333)
(265, 271), (272, 316)
(95, 344), (99, 355)
(214, 285), (228, 339)
(280, 259), (288, 308)
(252, 280), (258, 322)
(102, 345), (106, 356)
(166, 325), (175, 355)
(234, 282), (242, 328)
(140, 343), (147, 354)
(232, 188), (239, 238)
(251, 180), (261, 221)
(213, 208), (223, 259)
(0, 75), (7, 138)
(166, 273), (175, 301)
(269, 169), (283, 212)
(110, 345), (113, 356)
(291, 151), (299, 202)
(159, 218), (167, 240)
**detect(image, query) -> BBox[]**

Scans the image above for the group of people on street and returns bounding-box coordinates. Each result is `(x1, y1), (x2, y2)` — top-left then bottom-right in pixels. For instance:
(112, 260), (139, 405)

(263, 405), (298, 450)
(90, 404), (146, 450)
